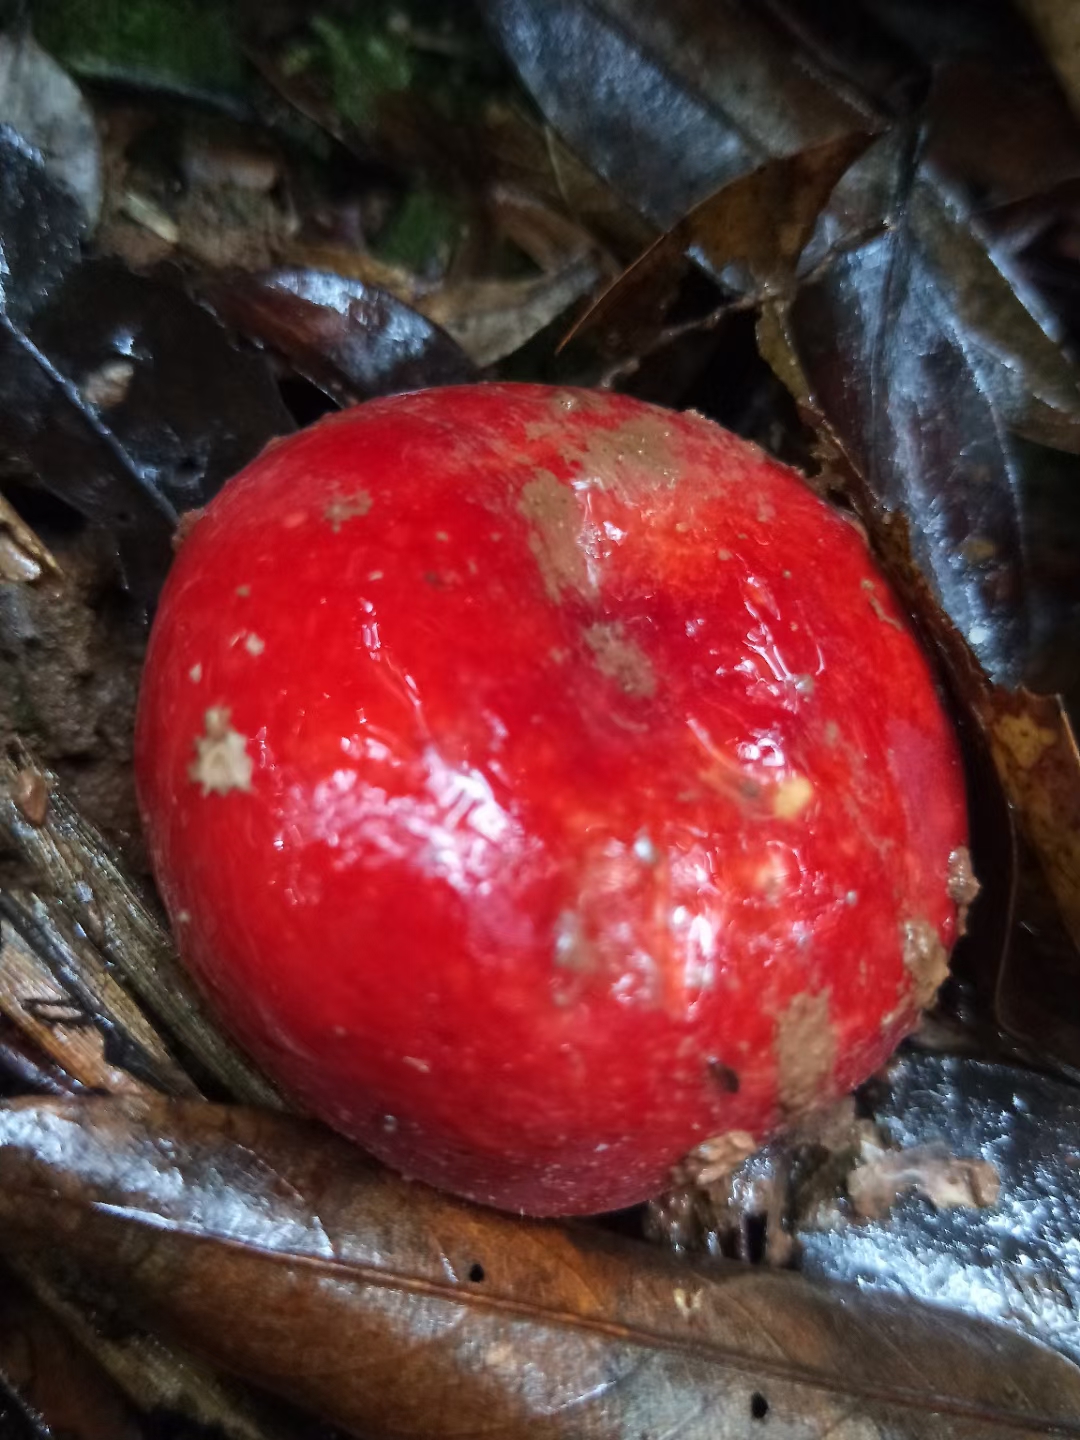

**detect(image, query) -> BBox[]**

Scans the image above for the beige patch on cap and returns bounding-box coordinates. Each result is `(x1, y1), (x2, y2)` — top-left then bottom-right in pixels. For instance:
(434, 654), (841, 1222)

(189, 707), (253, 796)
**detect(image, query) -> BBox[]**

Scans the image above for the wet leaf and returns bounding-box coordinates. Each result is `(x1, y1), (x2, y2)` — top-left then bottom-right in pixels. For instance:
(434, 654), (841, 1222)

(205, 267), (478, 406)
(26, 260), (294, 516)
(797, 1050), (1080, 1369)
(479, 0), (871, 228)
(0, 29), (101, 227)
(757, 122), (1080, 1008)
(0, 123), (84, 326)
(0, 248), (293, 595)
(0, 1376), (44, 1440)
(783, 154), (1080, 685)
(0, 316), (176, 596)
(0, 1095), (1079, 1439)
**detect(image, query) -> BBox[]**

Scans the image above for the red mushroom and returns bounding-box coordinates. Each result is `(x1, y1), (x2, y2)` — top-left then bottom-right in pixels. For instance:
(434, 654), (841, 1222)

(135, 384), (969, 1215)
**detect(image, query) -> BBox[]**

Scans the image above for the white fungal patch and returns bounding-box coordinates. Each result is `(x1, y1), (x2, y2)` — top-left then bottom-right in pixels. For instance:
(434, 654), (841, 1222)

(244, 633), (265, 656)
(189, 663), (202, 683)
(189, 707), (253, 796)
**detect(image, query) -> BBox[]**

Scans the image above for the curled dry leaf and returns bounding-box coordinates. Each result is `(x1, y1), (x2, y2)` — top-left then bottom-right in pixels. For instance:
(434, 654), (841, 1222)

(419, 255), (600, 366)
(568, 132), (871, 358)
(0, 1095), (1078, 1439)
(0, 495), (59, 585)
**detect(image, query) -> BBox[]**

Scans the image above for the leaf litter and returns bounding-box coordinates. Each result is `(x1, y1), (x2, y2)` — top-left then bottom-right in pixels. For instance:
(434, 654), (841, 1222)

(5, 1), (1080, 1437)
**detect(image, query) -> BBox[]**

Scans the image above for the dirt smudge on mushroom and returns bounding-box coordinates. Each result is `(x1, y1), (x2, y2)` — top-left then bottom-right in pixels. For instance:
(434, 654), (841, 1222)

(902, 917), (950, 1008)
(774, 990), (835, 1117)
(946, 845), (980, 935)
(860, 577), (904, 631)
(572, 413), (686, 503)
(189, 707), (253, 796)
(324, 490), (373, 532)
(673, 1129), (758, 1186)
(583, 622), (656, 698)
(518, 469), (592, 602)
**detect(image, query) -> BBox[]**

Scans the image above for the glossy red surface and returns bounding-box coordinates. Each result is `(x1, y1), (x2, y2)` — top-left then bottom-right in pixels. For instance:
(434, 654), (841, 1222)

(136, 384), (967, 1215)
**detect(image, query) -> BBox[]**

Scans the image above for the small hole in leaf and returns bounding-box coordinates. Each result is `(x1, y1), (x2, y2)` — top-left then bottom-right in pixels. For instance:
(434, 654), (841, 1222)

(468, 1262), (485, 1283)
(751, 1392), (769, 1420)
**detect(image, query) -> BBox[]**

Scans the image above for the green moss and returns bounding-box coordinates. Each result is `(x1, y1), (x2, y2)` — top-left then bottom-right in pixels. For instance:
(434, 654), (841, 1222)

(374, 188), (462, 277)
(308, 14), (412, 129)
(34, 0), (245, 97)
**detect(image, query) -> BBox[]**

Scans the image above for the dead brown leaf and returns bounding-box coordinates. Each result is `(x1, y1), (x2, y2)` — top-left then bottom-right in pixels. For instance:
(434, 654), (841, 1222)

(0, 1095), (1077, 1439)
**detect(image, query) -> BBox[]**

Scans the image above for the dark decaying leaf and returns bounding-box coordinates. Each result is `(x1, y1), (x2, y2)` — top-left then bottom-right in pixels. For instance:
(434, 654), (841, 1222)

(0, 1376), (44, 1440)
(0, 122), (84, 327)
(204, 268), (478, 407)
(0, 1095), (1079, 1439)
(479, 0), (870, 228)
(0, 1267), (141, 1440)
(0, 131), (293, 595)
(0, 30), (101, 227)
(1018, 1), (1080, 124)
(0, 315), (176, 597)
(419, 257), (601, 367)
(9, 1260), (350, 1440)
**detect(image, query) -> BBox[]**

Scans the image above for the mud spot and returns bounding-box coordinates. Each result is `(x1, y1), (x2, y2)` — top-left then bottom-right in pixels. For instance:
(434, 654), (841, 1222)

(13, 768), (49, 826)
(775, 991), (835, 1117)
(518, 470), (591, 601)
(848, 1143), (1000, 1219)
(554, 909), (595, 975)
(860, 578), (904, 631)
(574, 413), (685, 501)
(902, 918), (950, 1009)
(172, 507), (205, 552)
(583, 622), (656, 698)
(324, 490), (373, 532)
(189, 707), (253, 796)
(673, 1130), (758, 1187)
(946, 845), (980, 935)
